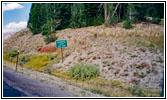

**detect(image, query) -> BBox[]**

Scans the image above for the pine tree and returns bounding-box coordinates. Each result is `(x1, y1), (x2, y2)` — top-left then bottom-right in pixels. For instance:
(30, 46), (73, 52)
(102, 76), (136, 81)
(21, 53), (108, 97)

(70, 3), (86, 28)
(28, 3), (45, 34)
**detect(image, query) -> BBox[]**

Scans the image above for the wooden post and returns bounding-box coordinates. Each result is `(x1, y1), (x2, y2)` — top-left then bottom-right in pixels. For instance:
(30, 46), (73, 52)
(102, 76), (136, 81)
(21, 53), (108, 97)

(61, 48), (63, 63)
(16, 51), (19, 71)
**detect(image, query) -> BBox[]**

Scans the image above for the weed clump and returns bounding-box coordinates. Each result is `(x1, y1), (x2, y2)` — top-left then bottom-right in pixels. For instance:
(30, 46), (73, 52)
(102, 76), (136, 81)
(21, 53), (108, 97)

(130, 85), (146, 97)
(94, 33), (97, 38)
(68, 63), (99, 80)
(123, 20), (133, 29)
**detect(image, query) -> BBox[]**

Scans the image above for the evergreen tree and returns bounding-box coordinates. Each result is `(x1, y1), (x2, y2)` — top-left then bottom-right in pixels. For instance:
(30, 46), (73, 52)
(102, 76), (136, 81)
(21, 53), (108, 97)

(28, 3), (45, 34)
(28, 3), (164, 36)
(70, 3), (86, 28)
(85, 3), (103, 26)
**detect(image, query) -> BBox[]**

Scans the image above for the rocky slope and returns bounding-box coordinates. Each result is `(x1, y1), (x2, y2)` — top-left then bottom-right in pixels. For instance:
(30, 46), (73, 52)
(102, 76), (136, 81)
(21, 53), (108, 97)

(3, 23), (164, 89)
(3, 28), (45, 54)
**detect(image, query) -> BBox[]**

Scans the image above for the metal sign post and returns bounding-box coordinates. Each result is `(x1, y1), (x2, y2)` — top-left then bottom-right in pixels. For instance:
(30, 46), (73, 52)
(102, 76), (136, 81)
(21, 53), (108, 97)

(56, 40), (67, 63)
(16, 50), (19, 71)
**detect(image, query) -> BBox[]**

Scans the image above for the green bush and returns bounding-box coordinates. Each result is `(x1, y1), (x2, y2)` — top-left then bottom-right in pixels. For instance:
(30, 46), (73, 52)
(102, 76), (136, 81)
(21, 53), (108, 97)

(68, 63), (99, 80)
(152, 17), (161, 24)
(123, 20), (133, 29)
(20, 56), (26, 62)
(7, 50), (18, 57)
(44, 34), (58, 44)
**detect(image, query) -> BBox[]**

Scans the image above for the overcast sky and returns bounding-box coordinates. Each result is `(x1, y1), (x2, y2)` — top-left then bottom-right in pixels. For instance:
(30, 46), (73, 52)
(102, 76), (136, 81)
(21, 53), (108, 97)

(3, 3), (32, 38)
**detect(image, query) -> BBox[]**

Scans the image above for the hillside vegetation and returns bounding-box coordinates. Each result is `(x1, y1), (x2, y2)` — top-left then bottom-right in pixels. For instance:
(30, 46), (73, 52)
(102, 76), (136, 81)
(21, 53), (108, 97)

(3, 22), (164, 97)
(3, 3), (164, 97)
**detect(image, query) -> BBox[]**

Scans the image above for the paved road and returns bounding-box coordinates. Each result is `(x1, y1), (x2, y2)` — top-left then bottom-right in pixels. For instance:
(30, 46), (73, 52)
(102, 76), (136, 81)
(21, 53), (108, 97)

(3, 81), (27, 97)
(3, 68), (76, 97)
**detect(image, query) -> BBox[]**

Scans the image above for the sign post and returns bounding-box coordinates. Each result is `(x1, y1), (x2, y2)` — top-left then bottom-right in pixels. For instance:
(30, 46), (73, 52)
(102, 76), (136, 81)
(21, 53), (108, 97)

(16, 50), (19, 71)
(56, 40), (67, 63)
(61, 48), (63, 63)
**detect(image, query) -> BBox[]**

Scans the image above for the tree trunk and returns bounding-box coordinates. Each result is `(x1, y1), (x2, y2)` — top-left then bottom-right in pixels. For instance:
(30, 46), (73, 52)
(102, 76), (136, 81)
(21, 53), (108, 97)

(129, 7), (132, 21)
(104, 3), (107, 25)
(111, 3), (120, 18)
(119, 4), (122, 20)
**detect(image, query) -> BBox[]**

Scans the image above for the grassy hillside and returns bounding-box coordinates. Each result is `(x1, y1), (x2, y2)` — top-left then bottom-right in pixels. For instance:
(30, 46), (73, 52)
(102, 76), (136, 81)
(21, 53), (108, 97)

(3, 23), (164, 97)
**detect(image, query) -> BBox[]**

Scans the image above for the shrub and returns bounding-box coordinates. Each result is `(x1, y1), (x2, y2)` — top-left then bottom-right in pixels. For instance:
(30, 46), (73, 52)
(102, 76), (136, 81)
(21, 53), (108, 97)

(44, 34), (58, 44)
(130, 85), (146, 97)
(19, 56), (30, 66)
(123, 20), (133, 29)
(94, 33), (97, 38)
(20, 56), (26, 62)
(40, 46), (57, 53)
(152, 17), (161, 24)
(68, 63), (99, 80)
(139, 72), (146, 78)
(7, 50), (18, 57)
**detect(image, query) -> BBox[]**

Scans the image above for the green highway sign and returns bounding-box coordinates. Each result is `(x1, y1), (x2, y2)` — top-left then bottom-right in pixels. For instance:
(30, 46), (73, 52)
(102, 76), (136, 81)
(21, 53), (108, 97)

(56, 40), (67, 48)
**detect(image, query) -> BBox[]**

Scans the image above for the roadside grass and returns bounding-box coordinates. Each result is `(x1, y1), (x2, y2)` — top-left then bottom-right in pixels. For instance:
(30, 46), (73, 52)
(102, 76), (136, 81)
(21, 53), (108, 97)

(45, 64), (161, 97)
(3, 54), (17, 63)
(23, 55), (50, 72)
(3, 53), (161, 97)
(49, 68), (161, 97)
(3, 53), (60, 72)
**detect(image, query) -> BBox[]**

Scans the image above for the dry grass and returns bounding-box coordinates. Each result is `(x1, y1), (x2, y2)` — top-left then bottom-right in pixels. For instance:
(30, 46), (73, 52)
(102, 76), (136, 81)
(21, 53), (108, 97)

(99, 23), (164, 50)
(46, 68), (161, 97)
(123, 35), (164, 50)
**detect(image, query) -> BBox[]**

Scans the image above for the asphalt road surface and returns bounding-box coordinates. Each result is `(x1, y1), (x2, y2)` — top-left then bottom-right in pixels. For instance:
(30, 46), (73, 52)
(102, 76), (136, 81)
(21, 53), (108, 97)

(3, 68), (76, 97)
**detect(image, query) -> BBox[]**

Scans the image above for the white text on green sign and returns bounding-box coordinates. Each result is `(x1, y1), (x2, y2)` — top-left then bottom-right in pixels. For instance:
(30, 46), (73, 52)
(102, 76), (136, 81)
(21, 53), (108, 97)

(56, 40), (67, 48)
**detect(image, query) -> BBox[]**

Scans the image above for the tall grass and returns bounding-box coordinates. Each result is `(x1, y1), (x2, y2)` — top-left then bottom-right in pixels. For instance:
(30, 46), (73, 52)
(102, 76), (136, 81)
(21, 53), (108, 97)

(23, 55), (50, 72)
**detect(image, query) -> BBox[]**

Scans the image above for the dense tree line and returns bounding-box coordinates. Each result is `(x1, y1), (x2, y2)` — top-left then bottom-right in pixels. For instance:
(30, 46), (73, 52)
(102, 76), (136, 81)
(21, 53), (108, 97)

(27, 3), (164, 43)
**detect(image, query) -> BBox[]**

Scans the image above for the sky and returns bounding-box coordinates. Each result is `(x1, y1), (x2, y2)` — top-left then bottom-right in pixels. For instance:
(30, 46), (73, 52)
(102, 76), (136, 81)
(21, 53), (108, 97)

(3, 3), (32, 39)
